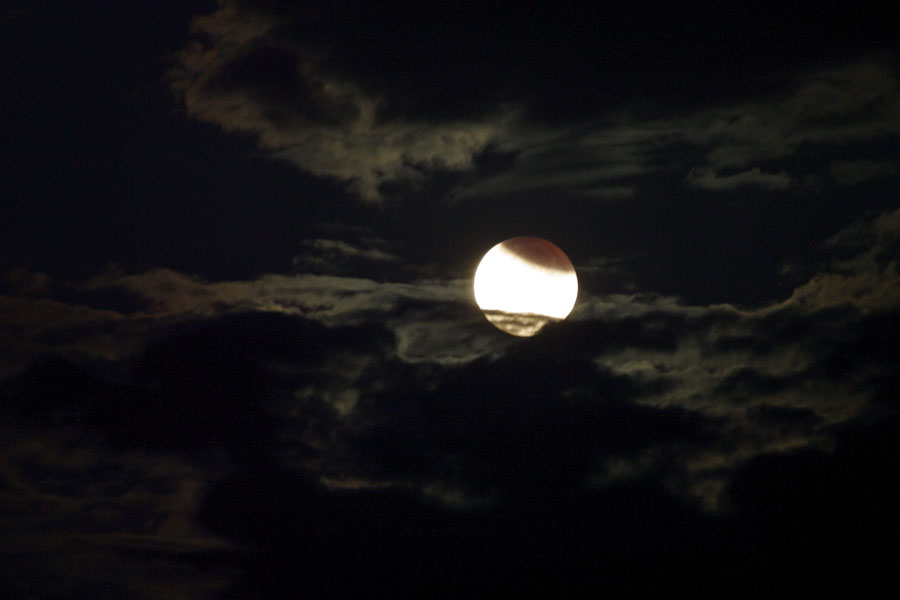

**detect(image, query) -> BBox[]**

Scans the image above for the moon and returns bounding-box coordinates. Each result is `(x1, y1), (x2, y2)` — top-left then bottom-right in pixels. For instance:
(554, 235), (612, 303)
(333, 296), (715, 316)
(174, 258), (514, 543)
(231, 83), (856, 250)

(473, 237), (578, 337)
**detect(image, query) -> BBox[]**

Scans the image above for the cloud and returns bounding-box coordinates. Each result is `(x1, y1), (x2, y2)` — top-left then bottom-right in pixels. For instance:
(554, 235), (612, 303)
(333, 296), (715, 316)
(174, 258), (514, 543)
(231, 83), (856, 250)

(785, 264), (900, 311)
(168, 0), (514, 201)
(830, 158), (898, 185)
(455, 60), (900, 201)
(683, 61), (900, 169)
(0, 294), (130, 376)
(290, 238), (400, 275)
(0, 425), (235, 598)
(3, 208), (900, 594)
(783, 206), (900, 311)
(685, 166), (793, 191)
(4, 266), (52, 295)
(448, 123), (656, 200)
(0, 267), (498, 375)
(302, 239), (398, 263)
(3, 210), (899, 515)
(170, 0), (900, 204)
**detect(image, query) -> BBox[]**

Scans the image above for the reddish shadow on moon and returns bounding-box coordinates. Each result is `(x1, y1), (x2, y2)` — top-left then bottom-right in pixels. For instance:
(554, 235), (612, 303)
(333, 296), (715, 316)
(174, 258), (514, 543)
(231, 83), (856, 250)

(499, 237), (574, 272)
(473, 236), (578, 337)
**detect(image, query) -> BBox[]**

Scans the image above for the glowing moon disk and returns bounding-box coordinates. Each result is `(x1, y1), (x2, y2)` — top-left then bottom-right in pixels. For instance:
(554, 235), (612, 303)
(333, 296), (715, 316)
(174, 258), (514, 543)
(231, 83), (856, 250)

(474, 237), (578, 337)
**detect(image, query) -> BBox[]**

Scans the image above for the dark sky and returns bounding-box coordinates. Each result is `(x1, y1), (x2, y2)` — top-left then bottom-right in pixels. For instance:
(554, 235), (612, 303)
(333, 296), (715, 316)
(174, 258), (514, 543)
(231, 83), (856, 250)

(2, 2), (900, 597)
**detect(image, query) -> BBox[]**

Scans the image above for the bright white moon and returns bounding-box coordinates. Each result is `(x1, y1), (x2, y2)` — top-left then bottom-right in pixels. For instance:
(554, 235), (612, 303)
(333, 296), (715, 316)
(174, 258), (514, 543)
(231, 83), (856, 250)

(474, 237), (578, 337)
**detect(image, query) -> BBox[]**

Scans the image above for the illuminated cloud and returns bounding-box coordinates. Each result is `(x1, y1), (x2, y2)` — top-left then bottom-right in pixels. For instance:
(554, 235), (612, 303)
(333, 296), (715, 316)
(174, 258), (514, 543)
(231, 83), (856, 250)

(169, 1), (900, 205)
(456, 61), (900, 201)
(168, 0), (514, 201)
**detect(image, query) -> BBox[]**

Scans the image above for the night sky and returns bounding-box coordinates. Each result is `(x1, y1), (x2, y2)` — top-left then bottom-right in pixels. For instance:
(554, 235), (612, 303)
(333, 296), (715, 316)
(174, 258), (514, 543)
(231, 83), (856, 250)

(3, 2), (900, 597)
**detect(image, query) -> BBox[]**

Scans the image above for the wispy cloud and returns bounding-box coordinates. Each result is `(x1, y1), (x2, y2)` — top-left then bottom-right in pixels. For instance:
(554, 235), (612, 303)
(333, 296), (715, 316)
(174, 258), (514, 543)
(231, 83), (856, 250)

(168, 0), (515, 201)
(290, 238), (400, 275)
